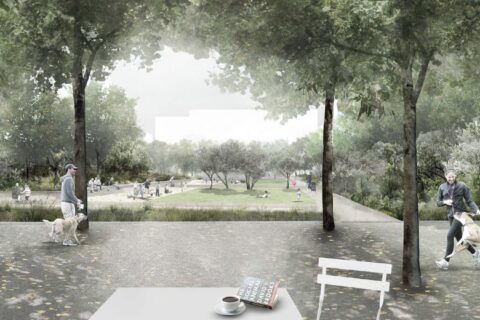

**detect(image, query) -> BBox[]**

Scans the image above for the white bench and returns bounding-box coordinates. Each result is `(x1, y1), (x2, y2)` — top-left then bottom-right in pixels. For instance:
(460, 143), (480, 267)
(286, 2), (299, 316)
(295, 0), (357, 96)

(316, 258), (392, 320)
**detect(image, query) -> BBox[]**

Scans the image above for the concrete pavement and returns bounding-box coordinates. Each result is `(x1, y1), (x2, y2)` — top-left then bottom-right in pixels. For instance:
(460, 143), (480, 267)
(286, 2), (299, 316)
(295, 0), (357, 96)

(1, 220), (479, 320)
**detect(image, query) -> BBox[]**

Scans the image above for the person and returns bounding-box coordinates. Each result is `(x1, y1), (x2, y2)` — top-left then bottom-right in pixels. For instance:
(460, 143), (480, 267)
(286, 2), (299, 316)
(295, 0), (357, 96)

(139, 182), (144, 199)
(435, 169), (480, 270)
(60, 164), (82, 246)
(89, 178), (95, 193)
(296, 188), (302, 201)
(155, 182), (160, 197)
(144, 180), (151, 195)
(96, 176), (102, 190)
(108, 177), (114, 191)
(23, 184), (31, 201)
(12, 183), (21, 200)
(258, 190), (269, 198)
(132, 182), (139, 199)
(306, 173), (313, 190)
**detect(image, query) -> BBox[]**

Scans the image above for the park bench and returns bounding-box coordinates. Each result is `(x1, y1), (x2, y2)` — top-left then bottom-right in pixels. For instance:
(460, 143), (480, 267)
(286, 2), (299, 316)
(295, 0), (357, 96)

(316, 257), (392, 320)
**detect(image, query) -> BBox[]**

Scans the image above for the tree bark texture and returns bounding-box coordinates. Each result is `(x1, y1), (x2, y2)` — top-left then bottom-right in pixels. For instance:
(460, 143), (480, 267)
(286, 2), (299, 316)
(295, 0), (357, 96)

(322, 86), (335, 231)
(72, 15), (89, 230)
(402, 78), (421, 287)
(73, 77), (89, 230)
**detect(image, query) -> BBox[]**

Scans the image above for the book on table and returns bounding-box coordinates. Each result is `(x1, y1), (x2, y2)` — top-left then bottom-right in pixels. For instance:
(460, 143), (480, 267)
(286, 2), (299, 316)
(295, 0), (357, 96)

(237, 276), (280, 309)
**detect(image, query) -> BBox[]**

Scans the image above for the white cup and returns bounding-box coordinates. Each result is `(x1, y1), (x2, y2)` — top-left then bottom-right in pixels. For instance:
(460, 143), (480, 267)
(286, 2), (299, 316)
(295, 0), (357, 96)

(222, 296), (241, 312)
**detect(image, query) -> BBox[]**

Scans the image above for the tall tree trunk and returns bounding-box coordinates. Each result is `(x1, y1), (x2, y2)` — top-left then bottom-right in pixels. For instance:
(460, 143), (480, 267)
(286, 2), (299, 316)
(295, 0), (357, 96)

(73, 16), (89, 230)
(286, 172), (290, 189)
(397, 1), (432, 286)
(402, 74), (421, 287)
(322, 85), (335, 231)
(73, 78), (88, 229)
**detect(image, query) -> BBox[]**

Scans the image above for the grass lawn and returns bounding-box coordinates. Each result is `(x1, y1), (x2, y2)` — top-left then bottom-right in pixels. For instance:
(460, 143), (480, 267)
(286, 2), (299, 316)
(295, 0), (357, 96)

(151, 180), (315, 208)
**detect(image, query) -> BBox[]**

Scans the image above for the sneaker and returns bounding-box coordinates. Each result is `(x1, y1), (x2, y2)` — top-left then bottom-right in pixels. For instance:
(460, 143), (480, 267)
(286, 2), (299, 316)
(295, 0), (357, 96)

(472, 250), (480, 266)
(435, 258), (449, 270)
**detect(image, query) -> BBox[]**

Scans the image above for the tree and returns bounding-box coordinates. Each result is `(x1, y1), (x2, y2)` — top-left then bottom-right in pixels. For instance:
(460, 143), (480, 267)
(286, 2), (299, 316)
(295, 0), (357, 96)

(449, 119), (480, 193)
(240, 142), (267, 190)
(86, 83), (142, 176)
(177, 0), (386, 232)
(195, 143), (219, 189)
(271, 145), (301, 189)
(146, 140), (171, 174)
(103, 140), (150, 181)
(3, 0), (188, 222)
(183, 0), (480, 287)
(215, 140), (243, 189)
(168, 140), (197, 176)
(0, 86), (72, 180)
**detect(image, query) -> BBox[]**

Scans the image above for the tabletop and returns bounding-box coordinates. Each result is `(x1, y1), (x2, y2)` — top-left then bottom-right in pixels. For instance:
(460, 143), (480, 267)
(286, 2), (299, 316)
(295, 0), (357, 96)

(89, 287), (303, 320)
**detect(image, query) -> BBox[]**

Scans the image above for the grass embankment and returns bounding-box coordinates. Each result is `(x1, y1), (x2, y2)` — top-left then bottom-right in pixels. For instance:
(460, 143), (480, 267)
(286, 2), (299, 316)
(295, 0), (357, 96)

(0, 203), (321, 222)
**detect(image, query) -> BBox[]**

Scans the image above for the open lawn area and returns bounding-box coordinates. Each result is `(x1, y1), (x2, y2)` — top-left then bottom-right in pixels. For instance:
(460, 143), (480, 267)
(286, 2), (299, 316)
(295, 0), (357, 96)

(152, 180), (315, 209)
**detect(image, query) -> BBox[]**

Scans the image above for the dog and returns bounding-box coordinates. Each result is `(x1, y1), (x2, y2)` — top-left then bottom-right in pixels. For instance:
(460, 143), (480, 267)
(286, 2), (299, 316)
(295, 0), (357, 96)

(43, 213), (87, 246)
(446, 212), (480, 259)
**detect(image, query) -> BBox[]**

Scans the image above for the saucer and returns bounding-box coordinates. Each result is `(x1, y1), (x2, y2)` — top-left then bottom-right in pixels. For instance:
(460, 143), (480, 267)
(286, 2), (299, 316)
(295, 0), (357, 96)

(214, 302), (246, 316)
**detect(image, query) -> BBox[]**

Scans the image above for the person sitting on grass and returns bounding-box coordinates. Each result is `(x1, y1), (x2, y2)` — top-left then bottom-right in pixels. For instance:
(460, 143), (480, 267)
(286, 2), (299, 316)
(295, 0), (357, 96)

(257, 190), (269, 198)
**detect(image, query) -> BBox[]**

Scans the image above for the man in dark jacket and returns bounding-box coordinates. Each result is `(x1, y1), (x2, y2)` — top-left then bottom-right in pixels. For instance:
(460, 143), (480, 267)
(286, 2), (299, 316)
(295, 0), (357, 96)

(435, 170), (480, 270)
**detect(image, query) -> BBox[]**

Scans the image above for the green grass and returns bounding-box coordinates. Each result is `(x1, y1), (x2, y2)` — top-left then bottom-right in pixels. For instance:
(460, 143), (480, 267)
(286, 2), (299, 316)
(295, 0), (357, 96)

(152, 184), (314, 207)
(0, 203), (321, 222)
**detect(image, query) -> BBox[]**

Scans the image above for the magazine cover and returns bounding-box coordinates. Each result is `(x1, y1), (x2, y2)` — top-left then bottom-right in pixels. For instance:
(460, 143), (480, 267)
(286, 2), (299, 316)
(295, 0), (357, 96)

(237, 276), (280, 309)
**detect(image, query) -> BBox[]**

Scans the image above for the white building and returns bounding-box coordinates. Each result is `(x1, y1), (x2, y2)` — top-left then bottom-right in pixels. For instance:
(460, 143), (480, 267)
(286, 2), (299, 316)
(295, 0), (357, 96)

(155, 109), (320, 144)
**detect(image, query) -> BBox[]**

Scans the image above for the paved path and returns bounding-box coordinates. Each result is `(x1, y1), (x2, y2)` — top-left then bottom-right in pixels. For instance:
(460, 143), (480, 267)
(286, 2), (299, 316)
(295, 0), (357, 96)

(307, 191), (398, 222)
(1, 220), (480, 320)
(2, 186), (479, 319)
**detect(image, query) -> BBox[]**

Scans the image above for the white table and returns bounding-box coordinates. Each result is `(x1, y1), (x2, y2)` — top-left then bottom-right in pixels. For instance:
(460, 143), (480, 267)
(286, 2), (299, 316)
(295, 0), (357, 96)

(90, 287), (303, 320)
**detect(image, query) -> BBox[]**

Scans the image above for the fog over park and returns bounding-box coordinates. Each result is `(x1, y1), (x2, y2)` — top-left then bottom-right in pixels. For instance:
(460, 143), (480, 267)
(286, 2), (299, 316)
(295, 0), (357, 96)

(107, 47), (320, 143)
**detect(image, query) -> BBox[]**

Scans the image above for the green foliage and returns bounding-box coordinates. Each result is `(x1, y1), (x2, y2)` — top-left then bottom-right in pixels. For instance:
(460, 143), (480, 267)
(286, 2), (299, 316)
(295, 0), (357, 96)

(86, 82), (143, 174)
(0, 204), (320, 222)
(103, 140), (150, 181)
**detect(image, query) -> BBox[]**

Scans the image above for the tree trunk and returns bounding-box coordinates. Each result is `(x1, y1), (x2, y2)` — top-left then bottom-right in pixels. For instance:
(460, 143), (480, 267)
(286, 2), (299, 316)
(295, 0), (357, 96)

(73, 78), (88, 229)
(402, 78), (421, 287)
(286, 172), (290, 189)
(95, 147), (101, 176)
(322, 85), (335, 231)
(73, 17), (89, 230)
(245, 174), (251, 190)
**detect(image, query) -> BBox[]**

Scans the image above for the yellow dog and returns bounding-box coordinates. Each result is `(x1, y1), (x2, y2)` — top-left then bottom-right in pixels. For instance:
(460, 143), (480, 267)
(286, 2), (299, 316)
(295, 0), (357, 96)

(446, 212), (480, 260)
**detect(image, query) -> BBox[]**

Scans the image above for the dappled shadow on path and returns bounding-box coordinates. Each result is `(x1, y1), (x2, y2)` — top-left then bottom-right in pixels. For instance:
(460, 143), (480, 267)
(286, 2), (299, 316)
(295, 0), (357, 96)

(1, 221), (480, 320)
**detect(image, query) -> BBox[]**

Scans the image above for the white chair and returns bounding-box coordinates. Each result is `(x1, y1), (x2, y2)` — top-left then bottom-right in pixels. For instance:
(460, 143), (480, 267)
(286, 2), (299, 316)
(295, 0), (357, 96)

(316, 258), (392, 320)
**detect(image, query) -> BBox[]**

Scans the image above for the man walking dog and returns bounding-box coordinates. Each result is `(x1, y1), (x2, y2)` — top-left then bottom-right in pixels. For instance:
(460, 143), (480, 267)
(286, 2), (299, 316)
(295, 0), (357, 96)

(436, 169), (480, 270)
(61, 164), (82, 219)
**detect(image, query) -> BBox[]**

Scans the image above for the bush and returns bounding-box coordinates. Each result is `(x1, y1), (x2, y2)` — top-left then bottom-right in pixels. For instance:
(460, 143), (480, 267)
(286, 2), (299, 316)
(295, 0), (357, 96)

(0, 204), (321, 222)
(420, 206), (447, 220)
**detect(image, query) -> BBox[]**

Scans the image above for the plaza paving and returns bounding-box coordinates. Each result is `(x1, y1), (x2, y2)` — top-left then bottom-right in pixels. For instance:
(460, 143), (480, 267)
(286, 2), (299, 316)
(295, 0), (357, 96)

(1, 186), (479, 319)
(1, 218), (480, 320)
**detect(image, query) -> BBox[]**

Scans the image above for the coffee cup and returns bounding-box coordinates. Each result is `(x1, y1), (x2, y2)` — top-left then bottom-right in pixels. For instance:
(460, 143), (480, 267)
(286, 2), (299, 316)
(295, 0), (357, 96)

(222, 296), (241, 312)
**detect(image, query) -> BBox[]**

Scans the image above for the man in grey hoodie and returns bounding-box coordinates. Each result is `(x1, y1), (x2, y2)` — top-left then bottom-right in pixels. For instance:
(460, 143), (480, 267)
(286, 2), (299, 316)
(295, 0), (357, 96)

(60, 164), (82, 219)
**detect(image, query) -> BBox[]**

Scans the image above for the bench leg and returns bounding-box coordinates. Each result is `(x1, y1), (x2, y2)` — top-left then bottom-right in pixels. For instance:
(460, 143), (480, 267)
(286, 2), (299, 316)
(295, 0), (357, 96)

(376, 290), (385, 320)
(316, 283), (325, 320)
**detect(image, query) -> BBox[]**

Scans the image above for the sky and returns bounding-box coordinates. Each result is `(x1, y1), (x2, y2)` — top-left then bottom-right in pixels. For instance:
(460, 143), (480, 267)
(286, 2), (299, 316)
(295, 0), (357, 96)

(106, 47), (320, 143)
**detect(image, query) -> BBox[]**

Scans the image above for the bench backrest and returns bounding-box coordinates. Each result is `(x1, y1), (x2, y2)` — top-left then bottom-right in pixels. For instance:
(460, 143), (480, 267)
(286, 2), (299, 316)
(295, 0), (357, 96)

(316, 258), (392, 320)
(317, 258), (391, 292)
